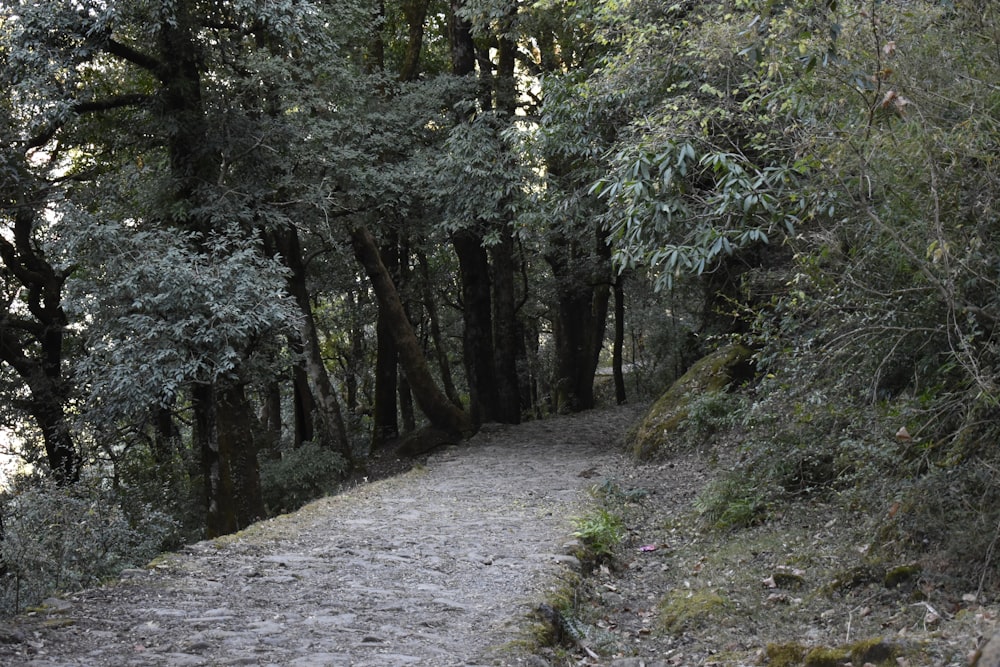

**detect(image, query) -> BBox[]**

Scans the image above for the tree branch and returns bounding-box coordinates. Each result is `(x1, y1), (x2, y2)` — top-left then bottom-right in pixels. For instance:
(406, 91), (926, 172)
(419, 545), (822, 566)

(72, 93), (151, 115)
(99, 38), (164, 77)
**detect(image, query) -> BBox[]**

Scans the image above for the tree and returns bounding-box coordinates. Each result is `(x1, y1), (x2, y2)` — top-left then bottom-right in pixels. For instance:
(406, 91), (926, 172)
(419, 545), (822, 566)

(438, 0), (526, 425)
(1, 0), (367, 536)
(522, 0), (617, 412)
(0, 104), (81, 484)
(589, 1), (817, 299)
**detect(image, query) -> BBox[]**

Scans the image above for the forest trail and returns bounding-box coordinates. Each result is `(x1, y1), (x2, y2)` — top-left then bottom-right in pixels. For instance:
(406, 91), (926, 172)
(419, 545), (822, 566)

(0, 405), (653, 667)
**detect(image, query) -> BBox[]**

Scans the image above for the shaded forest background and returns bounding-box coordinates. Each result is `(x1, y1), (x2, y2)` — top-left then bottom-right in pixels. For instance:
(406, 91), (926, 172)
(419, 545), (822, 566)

(0, 0), (998, 616)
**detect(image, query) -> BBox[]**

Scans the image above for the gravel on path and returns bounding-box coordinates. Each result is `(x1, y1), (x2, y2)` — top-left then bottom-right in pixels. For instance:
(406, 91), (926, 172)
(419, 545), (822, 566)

(0, 406), (644, 667)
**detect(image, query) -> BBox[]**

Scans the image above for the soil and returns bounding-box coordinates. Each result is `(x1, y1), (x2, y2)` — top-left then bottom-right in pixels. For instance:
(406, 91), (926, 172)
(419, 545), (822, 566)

(0, 404), (995, 666)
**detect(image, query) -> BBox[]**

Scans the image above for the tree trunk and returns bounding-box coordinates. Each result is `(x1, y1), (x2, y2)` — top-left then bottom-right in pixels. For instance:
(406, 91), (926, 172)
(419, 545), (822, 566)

(399, 373), (416, 433)
(349, 225), (471, 435)
(194, 382), (265, 537)
(292, 364), (315, 446)
(29, 395), (80, 485)
(417, 251), (463, 409)
(547, 229), (612, 413)
(372, 239), (400, 446)
(399, 0), (431, 82)
(0, 328), (80, 484)
(258, 382), (282, 459)
(216, 383), (266, 529)
(521, 318), (543, 418)
(452, 230), (499, 425)
(153, 404), (182, 463)
(449, 0), (476, 77)
(490, 231), (521, 423)
(0, 197), (80, 484)
(481, 4), (522, 423)
(613, 274), (627, 405)
(270, 226), (352, 464)
(372, 307), (400, 445)
(193, 383), (235, 537)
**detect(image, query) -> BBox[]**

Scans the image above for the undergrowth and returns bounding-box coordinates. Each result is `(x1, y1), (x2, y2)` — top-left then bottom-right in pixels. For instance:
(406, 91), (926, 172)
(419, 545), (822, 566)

(678, 368), (1000, 594)
(0, 475), (177, 616)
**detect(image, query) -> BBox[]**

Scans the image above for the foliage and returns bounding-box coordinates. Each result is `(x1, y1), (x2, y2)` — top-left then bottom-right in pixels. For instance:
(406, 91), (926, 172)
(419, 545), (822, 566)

(0, 0), (997, 618)
(571, 507), (623, 562)
(657, 587), (730, 635)
(110, 441), (205, 547)
(65, 224), (298, 424)
(259, 443), (350, 516)
(0, 476), (177, 616)
(589, 0), (829, 290)
(433, 112), (529, 241)
(696, 475), (772, 530)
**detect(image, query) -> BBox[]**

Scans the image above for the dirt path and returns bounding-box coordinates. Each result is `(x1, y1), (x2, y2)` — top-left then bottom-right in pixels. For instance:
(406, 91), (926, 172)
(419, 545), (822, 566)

(0, 406), (653, 667)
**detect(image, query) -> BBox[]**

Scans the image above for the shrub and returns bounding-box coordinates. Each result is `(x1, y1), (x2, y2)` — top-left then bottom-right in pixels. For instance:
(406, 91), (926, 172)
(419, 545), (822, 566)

(571, 508), (624, 563)
(259, 441), (348, 516)
(0, 475), (177, 616)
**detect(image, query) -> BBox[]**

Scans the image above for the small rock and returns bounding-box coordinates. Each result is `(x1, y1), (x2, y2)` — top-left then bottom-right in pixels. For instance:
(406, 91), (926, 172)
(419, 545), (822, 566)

(0, 626), (27, 644)
(549, 554), (582, 569)
(520, 656), (551, 667)
(40, 597), (73, 614)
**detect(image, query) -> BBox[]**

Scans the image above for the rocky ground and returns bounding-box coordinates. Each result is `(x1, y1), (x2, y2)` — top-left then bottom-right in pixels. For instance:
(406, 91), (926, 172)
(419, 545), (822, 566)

(0, 406), (639, 667)
(0, 403), (996, 666)
(534, 438), (999, 667)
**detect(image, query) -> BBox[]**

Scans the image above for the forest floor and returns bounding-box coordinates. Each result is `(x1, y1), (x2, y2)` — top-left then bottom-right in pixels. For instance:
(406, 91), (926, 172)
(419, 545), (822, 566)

(0, 404), (995, 666)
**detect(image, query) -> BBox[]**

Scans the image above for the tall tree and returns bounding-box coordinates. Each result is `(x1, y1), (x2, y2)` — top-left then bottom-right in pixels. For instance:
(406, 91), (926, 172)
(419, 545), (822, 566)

(524, 0), (617, 412)
(0, 111), (81, 484)
(2, 0), (353, 535)
(442, 0), (525, 424)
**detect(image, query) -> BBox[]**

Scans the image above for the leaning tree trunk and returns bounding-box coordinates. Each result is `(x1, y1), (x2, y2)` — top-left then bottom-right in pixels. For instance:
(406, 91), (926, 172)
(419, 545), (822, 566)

(350, 225), (471, 435)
